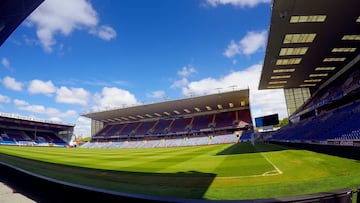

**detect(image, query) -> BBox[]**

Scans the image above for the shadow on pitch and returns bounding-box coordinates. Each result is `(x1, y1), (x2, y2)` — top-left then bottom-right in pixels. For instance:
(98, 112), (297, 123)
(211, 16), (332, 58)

(0, 154), (216, 201)
(216, 142), (289, 155)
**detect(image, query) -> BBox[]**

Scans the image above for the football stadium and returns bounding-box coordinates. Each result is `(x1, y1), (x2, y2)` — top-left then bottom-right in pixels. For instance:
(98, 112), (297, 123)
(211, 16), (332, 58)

(1, 0), (360, 202)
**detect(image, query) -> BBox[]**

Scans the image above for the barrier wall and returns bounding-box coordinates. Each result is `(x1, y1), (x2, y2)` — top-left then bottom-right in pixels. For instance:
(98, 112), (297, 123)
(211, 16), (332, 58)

(269, 141), (360, 160)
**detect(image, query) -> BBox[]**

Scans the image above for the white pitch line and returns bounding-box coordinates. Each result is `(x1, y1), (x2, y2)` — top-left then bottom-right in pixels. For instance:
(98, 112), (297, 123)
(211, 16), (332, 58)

(216, 170), (281, 179)
(259, 152), (283, 175)
(215, 144), (284, 180)
(216, 150), (283, 180)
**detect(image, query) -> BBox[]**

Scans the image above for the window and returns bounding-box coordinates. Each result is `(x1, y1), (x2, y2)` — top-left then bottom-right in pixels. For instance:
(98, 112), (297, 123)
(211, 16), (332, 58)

(283, 33), (316, 44)
(290, 15), (326, 23)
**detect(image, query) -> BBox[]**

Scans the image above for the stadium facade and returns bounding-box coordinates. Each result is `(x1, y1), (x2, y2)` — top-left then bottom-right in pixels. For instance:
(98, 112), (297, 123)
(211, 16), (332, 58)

(259, 0), (360, 146)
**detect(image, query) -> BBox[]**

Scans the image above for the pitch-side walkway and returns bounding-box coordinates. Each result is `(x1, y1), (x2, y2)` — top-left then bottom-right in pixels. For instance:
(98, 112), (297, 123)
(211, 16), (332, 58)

(0, 181), (35, 203)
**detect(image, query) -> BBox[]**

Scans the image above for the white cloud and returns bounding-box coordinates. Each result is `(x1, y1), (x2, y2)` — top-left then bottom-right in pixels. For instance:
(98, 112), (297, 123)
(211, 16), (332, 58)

(147, 90), (166, 99)
(224, 30), (267, 58)
(181, 63), (261, 95)
(56, 86), (90, 105)
(91, 25), (117, 41)
(0, 94), (11, 103)
(171, 78), (189, 89)
(177, 66), (197, 77)
(240, 30), (267, 55)
(181, 63), (288, 119)
(23, 34), (38, 46)
(2, 76), (23, 91)
(1, 58), (10, 68)
(181, 77), (218, 95)
(14, 99), (77, 118)
(13, 99), (27, 106)
(48, 117), (63, 123)
(171, 65), (197, 89)
(28, 0), (117, 52)
(250, 89), (287, 119)
(93, 87), (138, 110)
(205, 0), (271, 8)
(223, 40), (240, 58)
(74, 116), (91, 137)
(28, 79), (56, 95)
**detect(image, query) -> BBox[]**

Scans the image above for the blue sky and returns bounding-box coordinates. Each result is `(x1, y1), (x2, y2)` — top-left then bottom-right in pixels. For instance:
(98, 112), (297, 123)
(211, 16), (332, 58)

(0, 0), (287, 137)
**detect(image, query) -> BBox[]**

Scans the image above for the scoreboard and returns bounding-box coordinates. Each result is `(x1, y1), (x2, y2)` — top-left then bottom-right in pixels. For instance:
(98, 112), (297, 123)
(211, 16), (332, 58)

(255, 113), (279, 127)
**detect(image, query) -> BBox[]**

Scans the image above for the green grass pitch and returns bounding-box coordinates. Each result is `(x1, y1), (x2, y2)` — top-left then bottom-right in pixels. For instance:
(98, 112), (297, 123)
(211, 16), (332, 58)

(0, 142), (360, 200)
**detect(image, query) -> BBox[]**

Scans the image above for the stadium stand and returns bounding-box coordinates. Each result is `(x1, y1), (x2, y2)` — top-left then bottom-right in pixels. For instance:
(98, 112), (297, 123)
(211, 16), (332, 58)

(151, 119), (173, 135)
(100, 124), (124, 137)
(268, 83), (360, 144)
(85, 110), (252, 148)
(213, 111), (237, 129)
(135, 120), (157, 135)
(190, 114), (214, 131)
(237, 109), (252, 124)
(82, 132), (251, 149)
(239, 131), (253, 142)
(0, 113), (74, 147)
(120, 122), (141, 136)
(83, 89), (253, 148)
(210, 134), (238, 144)
(168, 117), (192, 134)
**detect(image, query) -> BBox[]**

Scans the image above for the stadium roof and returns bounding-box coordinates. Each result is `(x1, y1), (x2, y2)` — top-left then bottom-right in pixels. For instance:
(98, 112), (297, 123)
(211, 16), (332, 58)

(0, 112), (75, 128)
(82, 89), (249, 123)
(259, 0), (360, 90)
(0, 0), (44, 46)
